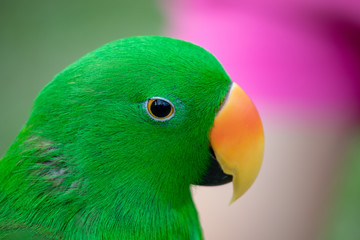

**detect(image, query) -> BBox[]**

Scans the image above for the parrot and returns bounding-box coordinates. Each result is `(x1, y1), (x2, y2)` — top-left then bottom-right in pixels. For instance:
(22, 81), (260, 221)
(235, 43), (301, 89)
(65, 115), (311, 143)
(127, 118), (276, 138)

(0, 36), (264, 240)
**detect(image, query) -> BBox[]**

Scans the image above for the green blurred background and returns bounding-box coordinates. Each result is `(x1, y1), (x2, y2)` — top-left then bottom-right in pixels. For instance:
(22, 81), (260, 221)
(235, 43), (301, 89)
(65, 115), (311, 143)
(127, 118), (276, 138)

(0, 0), (163, 156)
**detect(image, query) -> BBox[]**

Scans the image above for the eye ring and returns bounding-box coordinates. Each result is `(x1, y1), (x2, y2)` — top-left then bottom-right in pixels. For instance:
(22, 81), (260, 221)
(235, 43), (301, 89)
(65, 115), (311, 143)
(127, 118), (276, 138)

(145, 97), (175, 121)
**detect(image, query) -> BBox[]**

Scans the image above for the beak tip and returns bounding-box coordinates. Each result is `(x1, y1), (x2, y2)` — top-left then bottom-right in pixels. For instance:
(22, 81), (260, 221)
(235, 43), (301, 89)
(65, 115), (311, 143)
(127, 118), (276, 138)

(229, 198), (236, 205)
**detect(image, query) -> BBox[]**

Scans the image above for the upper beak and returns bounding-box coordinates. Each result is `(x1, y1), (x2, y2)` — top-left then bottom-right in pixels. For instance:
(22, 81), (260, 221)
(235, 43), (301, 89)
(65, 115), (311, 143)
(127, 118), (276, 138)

(210, 83), (264, 203)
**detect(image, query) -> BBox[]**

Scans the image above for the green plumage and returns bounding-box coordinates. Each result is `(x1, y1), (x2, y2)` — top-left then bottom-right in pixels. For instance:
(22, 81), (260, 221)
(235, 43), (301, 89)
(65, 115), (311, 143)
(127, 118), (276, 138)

(0, 36), (231, 239)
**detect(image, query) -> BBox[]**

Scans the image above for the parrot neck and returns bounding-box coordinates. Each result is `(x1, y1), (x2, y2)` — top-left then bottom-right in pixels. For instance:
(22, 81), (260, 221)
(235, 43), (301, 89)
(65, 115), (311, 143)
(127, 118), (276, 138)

(77, 168), (204, 239)
(91, 184), (203, 239)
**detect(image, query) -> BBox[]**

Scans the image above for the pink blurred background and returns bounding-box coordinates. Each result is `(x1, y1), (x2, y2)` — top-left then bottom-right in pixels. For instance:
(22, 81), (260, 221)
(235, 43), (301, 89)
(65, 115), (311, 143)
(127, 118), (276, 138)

(1, 1), (359, 239)
(160, 0), (360, 239)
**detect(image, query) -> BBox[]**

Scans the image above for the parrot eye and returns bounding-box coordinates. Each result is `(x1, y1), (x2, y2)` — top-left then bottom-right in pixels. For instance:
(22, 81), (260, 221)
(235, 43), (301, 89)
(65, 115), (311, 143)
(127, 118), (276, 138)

(146, 97), (175, 121)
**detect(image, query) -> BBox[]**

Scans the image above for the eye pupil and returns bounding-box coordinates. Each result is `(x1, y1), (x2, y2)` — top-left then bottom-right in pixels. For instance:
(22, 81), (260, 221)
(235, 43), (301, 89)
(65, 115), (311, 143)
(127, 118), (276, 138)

(150, 99), (172, 118)
(146, 97), (175, 121)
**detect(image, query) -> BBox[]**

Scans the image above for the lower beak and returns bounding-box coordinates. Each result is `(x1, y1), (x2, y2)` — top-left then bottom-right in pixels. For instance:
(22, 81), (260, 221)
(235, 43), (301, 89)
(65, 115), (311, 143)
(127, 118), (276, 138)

(210, 83), (264, 203)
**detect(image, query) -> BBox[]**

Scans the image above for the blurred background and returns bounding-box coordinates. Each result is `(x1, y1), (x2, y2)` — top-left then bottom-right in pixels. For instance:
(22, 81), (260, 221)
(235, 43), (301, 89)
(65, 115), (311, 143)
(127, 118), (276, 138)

(1, 0), (359, 239)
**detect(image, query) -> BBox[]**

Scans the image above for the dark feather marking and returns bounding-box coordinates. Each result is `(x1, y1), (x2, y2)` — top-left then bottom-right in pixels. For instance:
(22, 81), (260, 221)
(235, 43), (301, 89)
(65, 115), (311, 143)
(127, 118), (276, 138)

(24, 135), (81, 194)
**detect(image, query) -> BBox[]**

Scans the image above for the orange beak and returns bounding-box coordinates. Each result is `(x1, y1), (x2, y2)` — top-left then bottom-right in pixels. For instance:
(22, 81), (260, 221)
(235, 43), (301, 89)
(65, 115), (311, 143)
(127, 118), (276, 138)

(210, 83), (264, 203)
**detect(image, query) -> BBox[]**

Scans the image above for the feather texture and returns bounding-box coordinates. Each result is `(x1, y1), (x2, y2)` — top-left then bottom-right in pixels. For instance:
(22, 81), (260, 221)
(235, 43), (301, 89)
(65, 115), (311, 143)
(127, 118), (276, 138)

(0, 36), (231, 239)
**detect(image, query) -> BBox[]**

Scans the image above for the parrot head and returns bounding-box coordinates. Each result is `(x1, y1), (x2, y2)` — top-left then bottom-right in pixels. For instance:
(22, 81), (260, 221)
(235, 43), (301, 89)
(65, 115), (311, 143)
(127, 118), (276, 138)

(26, 36), (264, 203)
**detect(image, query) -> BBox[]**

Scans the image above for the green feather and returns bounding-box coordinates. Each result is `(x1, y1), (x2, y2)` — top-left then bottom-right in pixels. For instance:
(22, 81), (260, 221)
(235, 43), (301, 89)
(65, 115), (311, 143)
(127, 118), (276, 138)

(0, 36), (231, 239)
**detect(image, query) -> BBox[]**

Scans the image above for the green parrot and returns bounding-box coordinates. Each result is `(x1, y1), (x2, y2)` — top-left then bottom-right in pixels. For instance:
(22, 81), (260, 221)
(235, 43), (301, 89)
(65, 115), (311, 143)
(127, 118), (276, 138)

(0, 36), (264, 240)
